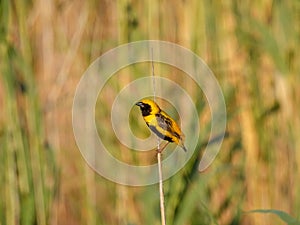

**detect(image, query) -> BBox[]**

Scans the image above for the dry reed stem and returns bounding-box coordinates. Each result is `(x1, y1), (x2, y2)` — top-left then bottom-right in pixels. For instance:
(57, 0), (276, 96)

(157, 152), (166, 225)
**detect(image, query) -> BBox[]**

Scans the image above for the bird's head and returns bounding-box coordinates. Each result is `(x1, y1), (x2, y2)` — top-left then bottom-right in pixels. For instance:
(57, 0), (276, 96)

(135, 99), (161, 116)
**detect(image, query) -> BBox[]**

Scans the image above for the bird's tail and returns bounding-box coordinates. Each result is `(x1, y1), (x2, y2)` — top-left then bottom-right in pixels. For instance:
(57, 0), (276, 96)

(180, 143), (187, 152)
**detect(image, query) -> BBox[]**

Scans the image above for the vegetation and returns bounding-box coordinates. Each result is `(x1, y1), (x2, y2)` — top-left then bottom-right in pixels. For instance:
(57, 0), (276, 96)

(0, 0), (299, 224)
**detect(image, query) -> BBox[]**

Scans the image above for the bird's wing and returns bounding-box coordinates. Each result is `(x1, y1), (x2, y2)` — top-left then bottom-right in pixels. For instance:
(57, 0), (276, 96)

(156, 112), (181, 139)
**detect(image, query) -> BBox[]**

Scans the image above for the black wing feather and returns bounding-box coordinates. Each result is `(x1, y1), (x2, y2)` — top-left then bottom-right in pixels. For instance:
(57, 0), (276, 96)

(155, 113), (181, 139)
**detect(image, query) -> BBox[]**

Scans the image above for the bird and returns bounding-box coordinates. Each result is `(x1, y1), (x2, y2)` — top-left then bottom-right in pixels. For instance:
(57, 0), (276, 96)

(135, 99), (187, 152)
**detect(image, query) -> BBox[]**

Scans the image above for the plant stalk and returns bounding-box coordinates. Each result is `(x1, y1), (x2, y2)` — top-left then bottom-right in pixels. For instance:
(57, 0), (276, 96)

(157, 152), (166, 225)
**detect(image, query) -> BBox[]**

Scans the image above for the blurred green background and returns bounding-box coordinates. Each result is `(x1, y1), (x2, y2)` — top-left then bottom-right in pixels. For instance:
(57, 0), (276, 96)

(1, 0), (300, 225)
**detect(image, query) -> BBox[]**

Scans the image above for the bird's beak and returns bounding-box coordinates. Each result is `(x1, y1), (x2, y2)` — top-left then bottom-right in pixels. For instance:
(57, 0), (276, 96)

(135, 102), (143, 107)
